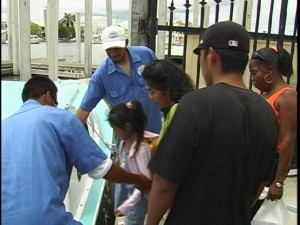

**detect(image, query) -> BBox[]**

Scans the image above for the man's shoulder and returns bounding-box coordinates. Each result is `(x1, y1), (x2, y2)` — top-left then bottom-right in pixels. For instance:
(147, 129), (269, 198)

(97, 57), (110, 69)
(128, 45), (154, 54)
(93, 57), (115, 76)
(128, 46), (156, 63)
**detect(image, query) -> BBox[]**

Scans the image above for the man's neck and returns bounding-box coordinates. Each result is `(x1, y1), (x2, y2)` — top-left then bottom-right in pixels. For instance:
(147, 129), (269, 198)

(214, 73), (247, 89)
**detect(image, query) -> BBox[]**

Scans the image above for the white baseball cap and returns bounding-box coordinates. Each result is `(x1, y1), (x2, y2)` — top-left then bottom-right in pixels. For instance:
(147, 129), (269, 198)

(102, 25), (127, 50)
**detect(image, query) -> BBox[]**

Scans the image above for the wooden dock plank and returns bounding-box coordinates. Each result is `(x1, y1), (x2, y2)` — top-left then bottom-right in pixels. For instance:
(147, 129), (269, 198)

(31, 69), (87, 79)
(2, 59), (99, 79)
(1, 68), (13, 75)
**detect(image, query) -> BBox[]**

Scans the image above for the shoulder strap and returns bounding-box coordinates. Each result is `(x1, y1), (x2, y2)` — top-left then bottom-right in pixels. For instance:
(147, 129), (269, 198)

(267, 86), (294, 105)
(143, 137), (158, 156)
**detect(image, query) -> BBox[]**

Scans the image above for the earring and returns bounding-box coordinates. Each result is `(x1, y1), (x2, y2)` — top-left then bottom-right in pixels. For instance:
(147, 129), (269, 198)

(264, 74), (273, 84)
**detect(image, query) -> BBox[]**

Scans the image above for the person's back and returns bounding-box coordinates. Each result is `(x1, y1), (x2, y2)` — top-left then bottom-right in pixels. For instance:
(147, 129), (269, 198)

(2, 101), (88, 225)
(151, 83), (278, 224)
(2, 76), (152, 225)
(146, 21), (278, 225)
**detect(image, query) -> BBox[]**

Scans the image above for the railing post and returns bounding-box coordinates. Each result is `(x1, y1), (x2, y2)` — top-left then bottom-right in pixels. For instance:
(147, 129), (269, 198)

(148, 0), (158, 51)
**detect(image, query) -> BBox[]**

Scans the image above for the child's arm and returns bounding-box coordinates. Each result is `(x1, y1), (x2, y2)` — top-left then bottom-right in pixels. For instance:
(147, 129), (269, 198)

(115, 188), (142, 216)
(115, 143), (152, 216)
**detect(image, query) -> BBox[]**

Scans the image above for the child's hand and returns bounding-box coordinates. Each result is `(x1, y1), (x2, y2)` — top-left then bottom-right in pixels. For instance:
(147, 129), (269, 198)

(114, 210), (124, 217)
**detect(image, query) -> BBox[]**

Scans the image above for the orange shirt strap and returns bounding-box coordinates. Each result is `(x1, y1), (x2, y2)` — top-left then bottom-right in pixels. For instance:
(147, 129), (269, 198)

(266, 87), (294, 118)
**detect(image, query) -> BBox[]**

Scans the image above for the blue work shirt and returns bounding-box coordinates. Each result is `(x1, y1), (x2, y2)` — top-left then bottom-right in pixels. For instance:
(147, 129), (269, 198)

(1, 100), (109, 225)
(79, 46), (162, 134)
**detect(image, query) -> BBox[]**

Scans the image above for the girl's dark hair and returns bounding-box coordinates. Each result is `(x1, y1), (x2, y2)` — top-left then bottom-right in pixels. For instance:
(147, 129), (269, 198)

(251, 46), (294, 77)
(141, 59), (194, 102)
(108, 100), (147, 155)
(22, 75), (58, 102)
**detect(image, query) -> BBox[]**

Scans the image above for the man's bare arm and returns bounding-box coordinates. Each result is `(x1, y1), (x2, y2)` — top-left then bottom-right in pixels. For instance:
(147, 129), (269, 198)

(146, 174), (178, 225)
(76, 108), (90, 124)
(104, 164), (152, 193)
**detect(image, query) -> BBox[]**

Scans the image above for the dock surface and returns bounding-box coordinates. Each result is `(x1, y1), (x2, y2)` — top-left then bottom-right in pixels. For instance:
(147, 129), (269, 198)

(1, 58), (99, 79)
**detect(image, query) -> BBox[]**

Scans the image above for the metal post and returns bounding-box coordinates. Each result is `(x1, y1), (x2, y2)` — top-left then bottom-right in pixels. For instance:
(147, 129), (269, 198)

(44, 8), (48, 57)
(7, 0), (12, 60)
(10, 0), (20, 75)
(75, 12), (81, 63)
(129, 0), (148, 46)
(148, 0), (158, 51)
(18, 0), (31, 81)
(182, 0), (191, 70)
(106, 0), (112, 26)
(84, 0), (93, 77)
(156, 0), (167, 59)
(167, 0), (175, 57)
(47, 0), (59, 80)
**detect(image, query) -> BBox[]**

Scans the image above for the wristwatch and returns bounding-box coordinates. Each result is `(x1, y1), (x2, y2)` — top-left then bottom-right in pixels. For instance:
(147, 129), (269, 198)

(275, 182), (283, 188)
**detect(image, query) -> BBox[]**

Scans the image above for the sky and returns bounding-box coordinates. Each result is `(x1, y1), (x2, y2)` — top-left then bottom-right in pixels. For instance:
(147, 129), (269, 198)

(1, 0), (131, 27)
(1, 0), (297, 34)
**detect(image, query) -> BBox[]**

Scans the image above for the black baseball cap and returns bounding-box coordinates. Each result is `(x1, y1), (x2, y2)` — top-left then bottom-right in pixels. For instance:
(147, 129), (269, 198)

(193, 21), (250, 55)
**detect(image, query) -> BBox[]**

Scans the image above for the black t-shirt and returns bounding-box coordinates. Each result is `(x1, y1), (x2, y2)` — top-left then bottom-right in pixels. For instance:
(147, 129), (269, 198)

(149, 83), (278, 225)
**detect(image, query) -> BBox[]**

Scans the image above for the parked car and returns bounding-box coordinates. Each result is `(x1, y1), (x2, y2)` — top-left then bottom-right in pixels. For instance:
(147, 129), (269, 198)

(30, 35), (43, 44)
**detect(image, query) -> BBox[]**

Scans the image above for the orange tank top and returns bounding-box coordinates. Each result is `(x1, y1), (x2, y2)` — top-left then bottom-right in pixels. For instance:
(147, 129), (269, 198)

(266, 86), (294, 152)
(266, 86), (294, 119)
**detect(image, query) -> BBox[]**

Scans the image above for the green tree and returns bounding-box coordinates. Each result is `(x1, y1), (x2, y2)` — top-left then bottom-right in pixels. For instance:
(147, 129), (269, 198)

(30, 22), (42, 36)
(58, 13), (76, 38)
(58, 23), (75, 39)
(59, 13), (75, 28)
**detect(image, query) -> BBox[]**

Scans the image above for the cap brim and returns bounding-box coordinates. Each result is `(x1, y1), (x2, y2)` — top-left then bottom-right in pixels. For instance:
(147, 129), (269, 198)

(193, 47), (201, 55)
(102, 40), (126, 50)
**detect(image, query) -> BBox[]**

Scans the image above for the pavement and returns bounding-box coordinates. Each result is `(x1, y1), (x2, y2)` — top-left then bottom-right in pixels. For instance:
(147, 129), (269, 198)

(283, 172), (298, 225)
(115, 170), (297, 225)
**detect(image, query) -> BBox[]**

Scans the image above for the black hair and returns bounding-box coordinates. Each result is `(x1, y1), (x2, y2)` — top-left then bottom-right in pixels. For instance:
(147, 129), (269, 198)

(21, 75), (58, 103)
(107, 100), (147, 155)
(141, 59), (194, 102)
(214, 49), (249, 74)
(251, 46), (294, 77)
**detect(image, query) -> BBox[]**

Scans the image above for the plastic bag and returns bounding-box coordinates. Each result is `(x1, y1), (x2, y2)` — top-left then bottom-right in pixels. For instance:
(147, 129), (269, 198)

(251, 198), (289, 225)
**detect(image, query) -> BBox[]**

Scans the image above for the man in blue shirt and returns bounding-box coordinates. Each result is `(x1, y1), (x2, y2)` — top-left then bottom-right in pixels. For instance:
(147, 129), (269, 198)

(1, 76), (151, 225)
(76, 25), (161, 134)
(77, 25), (162, 225)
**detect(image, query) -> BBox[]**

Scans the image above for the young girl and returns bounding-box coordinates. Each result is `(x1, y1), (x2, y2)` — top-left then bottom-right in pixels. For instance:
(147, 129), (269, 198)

(108, 100), (158, 225)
